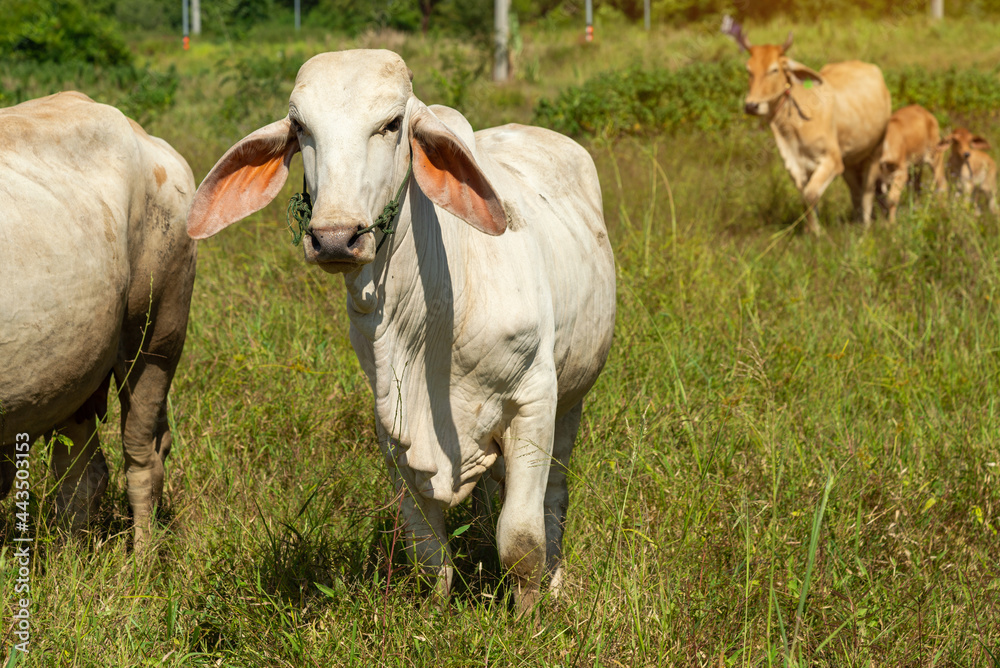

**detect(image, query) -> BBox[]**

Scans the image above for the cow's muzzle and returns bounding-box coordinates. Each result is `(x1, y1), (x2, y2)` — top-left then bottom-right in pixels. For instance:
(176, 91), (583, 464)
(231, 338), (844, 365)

(303, 224), (374, 271)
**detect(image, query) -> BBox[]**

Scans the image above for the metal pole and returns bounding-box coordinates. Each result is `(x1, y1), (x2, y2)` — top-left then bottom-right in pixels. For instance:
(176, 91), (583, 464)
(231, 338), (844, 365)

(494, 0), (509, 82)
(192, 0), (200, 35)
(585, 0), (593, 42)
(930, 0), (943, 19)
(644, 0), (650, 30)
(182, 0), (189, 50)
(295, 0), (301, 30)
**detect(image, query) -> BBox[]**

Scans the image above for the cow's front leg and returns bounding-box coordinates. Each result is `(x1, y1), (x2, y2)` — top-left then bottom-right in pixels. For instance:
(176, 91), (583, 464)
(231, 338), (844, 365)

(801, 156), (843, 234)
(498, 390), (557, 616)
(390, 464), (453, 598)
(545, 401), (582, 598)
(885, 167), (909, 224)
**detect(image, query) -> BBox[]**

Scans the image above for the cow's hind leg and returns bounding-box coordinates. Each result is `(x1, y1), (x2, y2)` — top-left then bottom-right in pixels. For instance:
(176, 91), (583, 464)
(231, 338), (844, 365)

(118, 300), (191, 551)
(51, 414), (109, 532)
(498, 385), (557, 616)
(117, 356), (176, 551)
(545, 401), (581, 598)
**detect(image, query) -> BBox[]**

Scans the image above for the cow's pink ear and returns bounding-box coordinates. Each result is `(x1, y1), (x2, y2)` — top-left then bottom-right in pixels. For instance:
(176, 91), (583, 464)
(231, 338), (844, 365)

(188, 118), (300, 240)
(972, 136), (992, 151)
(408, 102), (506, 236)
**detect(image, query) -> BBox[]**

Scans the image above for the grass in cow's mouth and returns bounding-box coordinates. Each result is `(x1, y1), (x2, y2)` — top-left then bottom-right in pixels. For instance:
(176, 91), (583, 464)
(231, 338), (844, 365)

(2, 15), (1000, 668)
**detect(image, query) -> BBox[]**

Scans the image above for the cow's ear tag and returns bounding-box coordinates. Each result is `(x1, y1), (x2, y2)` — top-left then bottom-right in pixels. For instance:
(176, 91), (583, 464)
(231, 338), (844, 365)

(803, 80), (813, 89)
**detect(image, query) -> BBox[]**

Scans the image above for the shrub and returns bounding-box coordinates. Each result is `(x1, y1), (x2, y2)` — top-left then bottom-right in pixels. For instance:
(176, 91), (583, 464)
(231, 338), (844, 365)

(308, 0), (421, 35)
(0, 0), (132, 66)
(533, 60), (745, 136)
(113, 0), (174, 32)
(217, 51), (304, 137)
(886, 66), (1000, 126)
(2, 61), (178, 126)
(534, 60), (1000, 138)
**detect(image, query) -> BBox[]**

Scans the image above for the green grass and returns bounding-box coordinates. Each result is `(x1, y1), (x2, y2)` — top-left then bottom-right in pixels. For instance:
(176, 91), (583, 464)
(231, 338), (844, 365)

(3, 16), (1000, 667)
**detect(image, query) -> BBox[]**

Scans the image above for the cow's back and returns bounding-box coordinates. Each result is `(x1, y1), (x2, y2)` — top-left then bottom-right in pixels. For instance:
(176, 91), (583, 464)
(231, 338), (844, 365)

(887, 105), (940, 163)
(821, 61), (891, 165)
(0, 93), (143, 436)
(475, 124), (616, 413)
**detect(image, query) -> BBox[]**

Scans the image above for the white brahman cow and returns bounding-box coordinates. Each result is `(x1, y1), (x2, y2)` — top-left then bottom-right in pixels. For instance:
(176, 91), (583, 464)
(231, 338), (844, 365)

(725, 20), (892, 233)
(187, 50), (616, 613)
(0, 92), (197, 549)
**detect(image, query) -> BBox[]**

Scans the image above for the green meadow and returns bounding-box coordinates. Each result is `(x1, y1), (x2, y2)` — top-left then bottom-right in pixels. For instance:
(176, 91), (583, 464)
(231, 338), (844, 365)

(2, 14), (1000, 666)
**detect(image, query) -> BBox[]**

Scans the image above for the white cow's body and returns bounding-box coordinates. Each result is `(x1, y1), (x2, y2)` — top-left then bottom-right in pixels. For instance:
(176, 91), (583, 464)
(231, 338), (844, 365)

(187, 50), (616, 612)
(0, 92), (197, 546)
(355, 121), (613, 506)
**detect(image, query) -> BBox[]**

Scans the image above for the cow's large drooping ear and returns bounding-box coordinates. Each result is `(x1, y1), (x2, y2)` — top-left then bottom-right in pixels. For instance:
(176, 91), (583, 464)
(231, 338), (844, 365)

(187, 117), (300, 239)
(408, 100), (506, 236)
(785, 59), (824, 87)
(972, 135), (992, 151)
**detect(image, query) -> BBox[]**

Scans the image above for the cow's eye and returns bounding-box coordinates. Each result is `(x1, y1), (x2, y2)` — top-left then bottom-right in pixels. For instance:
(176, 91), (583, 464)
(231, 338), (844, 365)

(382, 116), (403, 135)
(290, 118), (304, 134)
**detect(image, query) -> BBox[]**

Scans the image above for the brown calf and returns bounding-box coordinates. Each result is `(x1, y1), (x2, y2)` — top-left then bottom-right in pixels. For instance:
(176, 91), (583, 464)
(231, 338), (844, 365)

(877, 104), (944, 223)
(939, 127), (998, 214)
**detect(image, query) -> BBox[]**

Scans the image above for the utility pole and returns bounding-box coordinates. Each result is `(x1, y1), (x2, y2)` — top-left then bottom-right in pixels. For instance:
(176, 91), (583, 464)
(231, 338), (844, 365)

(192, 0), (200, 35)
(644, 0), (650, 30)
(494, 0), (509, 82)
(182, 0), (189, 49)
(295, 0), (301, 30)
(931, 0), (943, 19)
(585, 0), (593, 41)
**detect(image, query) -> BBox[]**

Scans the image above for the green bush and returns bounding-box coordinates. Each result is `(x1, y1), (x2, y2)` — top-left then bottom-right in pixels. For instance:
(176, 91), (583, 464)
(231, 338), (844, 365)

(114, 0), (174, 32)
(308, 0), (421, 35)
(533, 60), (745, 136)
(0, 0), (132, 66)
(886, 66), (1000, 125)
(2, 61), (178, 126)
(217, 51), (304, 137)
(534, 60), (1000, 138)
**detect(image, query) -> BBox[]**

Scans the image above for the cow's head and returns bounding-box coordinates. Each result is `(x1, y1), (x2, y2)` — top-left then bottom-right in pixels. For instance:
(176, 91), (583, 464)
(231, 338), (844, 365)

(939, 127), (991, 162)
(877, 154), (901, 193)
(187, 50), (506, 274)
(723, 22), (824, 117)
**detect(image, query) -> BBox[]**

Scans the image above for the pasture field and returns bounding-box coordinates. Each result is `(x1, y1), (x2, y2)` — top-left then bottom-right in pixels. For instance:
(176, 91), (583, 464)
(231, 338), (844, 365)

(3, 15), (1000, 667)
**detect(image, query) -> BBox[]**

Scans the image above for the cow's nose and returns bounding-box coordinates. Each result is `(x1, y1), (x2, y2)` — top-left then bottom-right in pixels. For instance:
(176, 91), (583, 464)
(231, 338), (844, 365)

(303, 225), (367, 264)
(964, 151), (972, 159)
(744, 101), (759, 115)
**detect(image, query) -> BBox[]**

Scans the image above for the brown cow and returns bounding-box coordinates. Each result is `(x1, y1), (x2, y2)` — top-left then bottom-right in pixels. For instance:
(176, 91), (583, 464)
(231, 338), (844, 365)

(938, 127), (998, 214)
(877, 104), (945, 224)
(725, 20), (891, 234)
